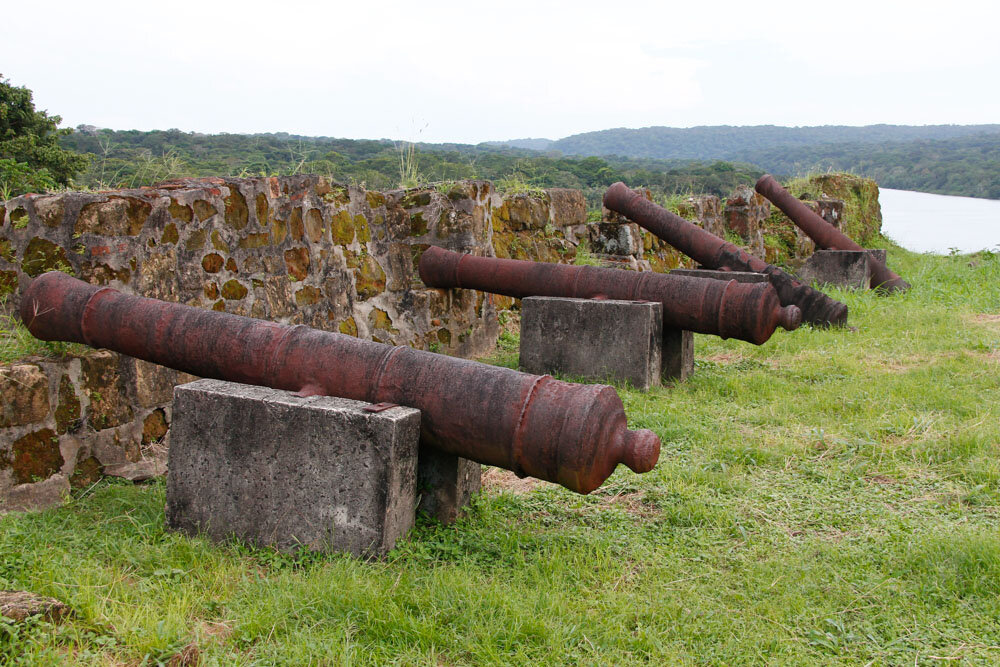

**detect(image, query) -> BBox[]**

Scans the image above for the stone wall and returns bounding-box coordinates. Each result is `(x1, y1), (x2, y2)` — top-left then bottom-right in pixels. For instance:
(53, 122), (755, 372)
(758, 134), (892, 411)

(0, 174), (881, 509)
(0, 353), (187, 509)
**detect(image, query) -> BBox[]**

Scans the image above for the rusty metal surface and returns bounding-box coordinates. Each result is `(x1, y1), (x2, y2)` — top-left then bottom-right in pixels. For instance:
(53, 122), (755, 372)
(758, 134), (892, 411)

(20, 272), (660, 495)
(603, 182), (849, 327)
(419, 246), (799, 345)
(754, 174), (910, 293)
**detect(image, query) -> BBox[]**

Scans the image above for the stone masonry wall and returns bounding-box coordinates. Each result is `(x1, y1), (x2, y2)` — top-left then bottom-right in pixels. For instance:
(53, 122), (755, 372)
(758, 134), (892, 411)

(0, 174), (880, 509)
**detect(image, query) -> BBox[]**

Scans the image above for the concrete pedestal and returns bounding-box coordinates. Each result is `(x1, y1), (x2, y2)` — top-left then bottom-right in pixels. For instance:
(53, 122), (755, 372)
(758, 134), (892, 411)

(519, 296), (692, 388)
(670, 268), (770, 284)
(166, 379), (421, 558)
(797, 249), (887, 289)
(417, 446), (481, 523)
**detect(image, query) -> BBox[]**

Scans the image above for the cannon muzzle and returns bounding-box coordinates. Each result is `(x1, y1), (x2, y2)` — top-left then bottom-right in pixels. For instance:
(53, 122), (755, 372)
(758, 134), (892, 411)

(603, 182), (849, 327)
(419, 246), (800, 345)
(20, 271), (660, 495)
(754, 174), (910, 293)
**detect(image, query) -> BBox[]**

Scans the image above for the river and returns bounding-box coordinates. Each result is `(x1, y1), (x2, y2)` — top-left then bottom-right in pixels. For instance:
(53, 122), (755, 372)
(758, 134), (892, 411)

(879, 188), (1000, 254)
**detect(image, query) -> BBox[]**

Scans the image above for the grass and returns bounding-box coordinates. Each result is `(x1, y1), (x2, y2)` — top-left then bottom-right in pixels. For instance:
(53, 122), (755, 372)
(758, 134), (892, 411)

(4, 246), (1000, 664)
(1, 298), (87, 363)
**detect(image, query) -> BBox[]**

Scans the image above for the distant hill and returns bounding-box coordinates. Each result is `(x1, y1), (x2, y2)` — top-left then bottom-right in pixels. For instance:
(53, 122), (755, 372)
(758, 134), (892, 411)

(742, 133), (1000, 199)
(549, 124), (1000, 160)
(484, 138), (554, 151)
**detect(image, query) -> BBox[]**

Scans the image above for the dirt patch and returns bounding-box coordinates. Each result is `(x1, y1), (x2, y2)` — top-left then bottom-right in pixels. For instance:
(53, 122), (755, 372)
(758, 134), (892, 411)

(704, 352), (745, 364)
(481, 467), (555, 495)
(865, 474), (899, 485)
(970, 313), (1000, 324)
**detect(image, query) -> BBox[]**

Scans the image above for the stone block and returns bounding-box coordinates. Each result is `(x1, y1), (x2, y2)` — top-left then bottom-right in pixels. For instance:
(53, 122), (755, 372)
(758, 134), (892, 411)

(662, 329), (694, 383)
(670, 268), (770, 284)
(797, 249), (883, 289)
(417, 446), (481, 523)
(0, 364), (49, 428)
(166, 379), (420, 557)
(519, 296), (664, 389)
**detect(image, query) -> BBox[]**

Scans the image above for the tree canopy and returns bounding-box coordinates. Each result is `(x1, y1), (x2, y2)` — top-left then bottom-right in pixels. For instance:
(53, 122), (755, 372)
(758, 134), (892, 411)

(0, 75), (88, 196)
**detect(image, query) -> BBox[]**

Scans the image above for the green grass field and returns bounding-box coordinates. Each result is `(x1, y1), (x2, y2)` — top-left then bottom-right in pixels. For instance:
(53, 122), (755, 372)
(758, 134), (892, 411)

(3, 246), (1000, 665)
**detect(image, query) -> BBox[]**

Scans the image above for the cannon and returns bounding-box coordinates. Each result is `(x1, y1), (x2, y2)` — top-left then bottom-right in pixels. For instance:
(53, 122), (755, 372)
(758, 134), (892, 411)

(419, 246), (801, 345)
(755, 174), (910, 293)
(20, 271), (660, 495)
(603, 182), (848, 327)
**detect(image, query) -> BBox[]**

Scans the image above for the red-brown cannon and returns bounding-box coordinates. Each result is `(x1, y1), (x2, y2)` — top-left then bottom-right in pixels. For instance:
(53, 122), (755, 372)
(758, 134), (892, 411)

(603, 182), (849, 327)
(418, 246), (801, 345)
(20, 271), (660, 495)
(755, 174), (910, 293)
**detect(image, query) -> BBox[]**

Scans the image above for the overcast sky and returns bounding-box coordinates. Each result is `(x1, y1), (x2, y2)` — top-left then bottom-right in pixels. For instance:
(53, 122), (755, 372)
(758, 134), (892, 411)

(4, 0), (998, 144)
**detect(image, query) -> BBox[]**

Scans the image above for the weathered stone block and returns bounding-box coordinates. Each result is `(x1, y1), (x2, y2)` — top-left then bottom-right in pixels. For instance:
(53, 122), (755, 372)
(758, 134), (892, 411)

(547, 188), (587, 227)
(677, 195), (724, 238)
(797, 249), (882, 289)
(0, 364), (49, 428)
(588, 222), (643, 257)
(662, 329), (695, 383)
(166, 379), (420, 557)
(417, 446), (481, 523)
(519, 297), (664, 389)
(669, 268), (770, 284)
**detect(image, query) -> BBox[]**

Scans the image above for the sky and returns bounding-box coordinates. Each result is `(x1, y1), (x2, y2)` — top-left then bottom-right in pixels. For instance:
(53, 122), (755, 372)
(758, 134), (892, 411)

(3, 0), (998, 144)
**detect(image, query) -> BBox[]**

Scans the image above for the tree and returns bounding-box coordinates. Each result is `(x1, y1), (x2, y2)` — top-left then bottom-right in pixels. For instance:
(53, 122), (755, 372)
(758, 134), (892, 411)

(0, 74), (88, 197)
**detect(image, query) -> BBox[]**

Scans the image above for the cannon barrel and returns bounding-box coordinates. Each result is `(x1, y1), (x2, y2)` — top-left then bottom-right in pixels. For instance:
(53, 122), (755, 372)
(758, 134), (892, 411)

(755, 174), (910, 293)
(20, 271), (661, 495)
(603, 182), (848, 327)
(418, 246), (800, 345)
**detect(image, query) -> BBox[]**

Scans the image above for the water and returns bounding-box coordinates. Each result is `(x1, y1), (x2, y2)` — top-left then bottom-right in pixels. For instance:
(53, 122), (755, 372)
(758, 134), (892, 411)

(879, 188), (1000, 254)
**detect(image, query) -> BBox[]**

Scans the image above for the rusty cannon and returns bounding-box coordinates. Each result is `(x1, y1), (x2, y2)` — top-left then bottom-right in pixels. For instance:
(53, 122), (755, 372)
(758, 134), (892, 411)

(20, 271), (661, 495)
(603, 182), (849, 327)
(418, 245), (801, 345)
(755, 174), (910, 293)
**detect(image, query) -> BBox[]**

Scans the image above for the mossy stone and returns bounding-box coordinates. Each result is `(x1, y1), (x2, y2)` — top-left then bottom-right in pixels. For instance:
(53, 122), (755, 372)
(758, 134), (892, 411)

(22, 237), (70, 277)
(202, 253), (224, 273)
(238, 233), (270, 249)
(192, 200), (216, 222)
(410, 212), (428, 236)
(161, 223), (179, 245)
(224, 187), (249, 230)
(366, 192), (386, 208)
(221, 279), (248, 300)
(305, 209), (325, 243)
(54, 374), (81, 435)
(70, 456), (103, 488)
(370, 308), (398, 335)
(211, 230), (229, 252)
(10, 428), (64, 484)
(168, 200), (193, 223)
(354, 254), (386, 301)
(339, 316), (358, 337)
(286, 207), (303, 241)
(255, 193), (269, 225)
(401, 191), (431, 209)
(322, 186), (351, 206)
(295, 285), (322, 306)
(76, 198), (150, 236)
(142, 409), (168, 444)
(185, 229), (207, 251)
(10, 207), (28, 226)
(284, 247), (310, 281)
(204, 282), (219, 299)
(272, 217), (288, 245)
(331, 210), (354, 245)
